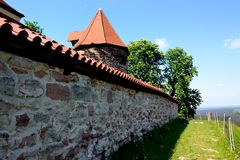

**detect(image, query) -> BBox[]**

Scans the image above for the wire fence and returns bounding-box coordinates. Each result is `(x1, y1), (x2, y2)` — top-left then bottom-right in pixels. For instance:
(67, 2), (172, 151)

(196, 112), (240, 152)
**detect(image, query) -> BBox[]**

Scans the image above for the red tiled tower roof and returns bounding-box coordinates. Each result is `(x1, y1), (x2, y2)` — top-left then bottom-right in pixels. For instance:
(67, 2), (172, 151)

(68, 9), (126, 49)
(0, 0), (24, 18)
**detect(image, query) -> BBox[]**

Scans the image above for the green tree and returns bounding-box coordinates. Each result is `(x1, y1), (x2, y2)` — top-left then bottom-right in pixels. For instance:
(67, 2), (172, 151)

(164, 48), (197, 96)
(127, 40), (202, 119)
(178, 88), (202, 119)
(128, 39), (165, 87)
(187, 88), (202, 117)
(24, 20), (43, 34)
(164, 47), (202, 118)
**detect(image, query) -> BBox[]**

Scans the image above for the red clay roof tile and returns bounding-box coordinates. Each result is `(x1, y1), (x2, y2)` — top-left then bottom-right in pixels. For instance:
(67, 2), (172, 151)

(67, 31), (84, 42)
(68, 9), (126, 49)
(0, 16), (178, 103)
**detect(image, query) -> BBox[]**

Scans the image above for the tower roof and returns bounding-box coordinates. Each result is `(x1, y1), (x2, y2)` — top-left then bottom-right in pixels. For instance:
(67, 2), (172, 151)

(0, 0), (24, 19)
(68, 9), (126, 49)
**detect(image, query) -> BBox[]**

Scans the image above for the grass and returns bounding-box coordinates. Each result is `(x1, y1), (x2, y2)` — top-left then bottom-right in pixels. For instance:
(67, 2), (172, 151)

(222, 120), (240, 156)
(171, 120), (239, 160)
(110, 119), (240, 160)
(110, 118), (188, 160)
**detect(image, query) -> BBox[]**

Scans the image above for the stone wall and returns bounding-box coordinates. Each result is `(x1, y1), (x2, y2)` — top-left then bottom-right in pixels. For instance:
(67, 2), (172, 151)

(79, 45), (128, 73)
(0, 51), (178, 160)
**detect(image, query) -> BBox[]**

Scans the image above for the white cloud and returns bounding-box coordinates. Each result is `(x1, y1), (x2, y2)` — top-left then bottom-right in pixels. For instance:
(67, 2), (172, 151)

(223, 38), (240, 49)
(217, 83), (224, 87)
(154, 38), (168, 49)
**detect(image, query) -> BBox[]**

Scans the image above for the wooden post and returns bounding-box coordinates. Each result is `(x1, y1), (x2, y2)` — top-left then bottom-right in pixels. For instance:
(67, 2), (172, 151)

(207, 112), (212, 121)
(216, 112), (219, 127)
(223, 113), (226, 135)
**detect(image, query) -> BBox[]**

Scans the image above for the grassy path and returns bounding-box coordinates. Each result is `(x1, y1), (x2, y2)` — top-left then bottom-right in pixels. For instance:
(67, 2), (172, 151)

(171, 120), (238, 160)
(110, 119), (240, 160)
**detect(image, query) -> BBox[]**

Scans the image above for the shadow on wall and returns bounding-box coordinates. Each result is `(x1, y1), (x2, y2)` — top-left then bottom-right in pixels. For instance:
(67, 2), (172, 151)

(109, 118), (189, 160)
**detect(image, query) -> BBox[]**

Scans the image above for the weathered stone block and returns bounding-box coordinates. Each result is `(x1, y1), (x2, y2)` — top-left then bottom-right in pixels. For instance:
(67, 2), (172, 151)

(39, 126), (49, 140)
(107, 90), (113, 104)
(82, 132), (91, 140)
(0, 63), (4, 72)
(16, 113), (30, 127)
(12, 66), (28, 74)
(34, 70), (47, 78)
(94, 104), (109, 115)
(42, 127), (61, 142)
(17, 133), (36, 148)
(52, 70), (70, 83)
(34, 112), (50, 123)
(55, 109), (71, 123)
(65, 147), (78, 160)
(72, 85), (92, 101)
(0, 113), (10, 130)
(46, 83), (70, 100)
(0, 101), (12, 129)
(88, 105), (94, 117)
(0, 101), (14, 111)
(69, 74), (80, 83)
(62, 138), (70, 146)
(0, 77), (15, 96)
(10, 55), (33, 69)
(18, 80), (44, 98)
(0, 51), (12, 62)
(0, 132), (9, 142)
(71, 102), (88, 118)
(45, 142), (64, 152)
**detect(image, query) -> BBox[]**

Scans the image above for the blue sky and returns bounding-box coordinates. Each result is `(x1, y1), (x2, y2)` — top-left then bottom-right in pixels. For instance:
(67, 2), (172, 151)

(6, 0), (240, 107)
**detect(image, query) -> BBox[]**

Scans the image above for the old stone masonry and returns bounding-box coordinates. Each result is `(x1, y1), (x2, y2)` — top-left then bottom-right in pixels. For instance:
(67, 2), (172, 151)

(0, 1), (178, 159)
(0, 51), (178, 159)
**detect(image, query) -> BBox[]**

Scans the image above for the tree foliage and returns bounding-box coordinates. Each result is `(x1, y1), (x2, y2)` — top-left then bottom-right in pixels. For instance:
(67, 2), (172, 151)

(164, 48), (202, 118)
(177, 88), (202, 119)
(164, 48), (197, 96)
(127, 41), (202, 119)
(24, 20), (43, 34)
(128, 39), (164, 88)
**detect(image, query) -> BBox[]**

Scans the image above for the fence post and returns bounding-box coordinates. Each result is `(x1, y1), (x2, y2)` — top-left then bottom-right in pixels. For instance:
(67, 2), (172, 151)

(208, 112), (212, 121)
(213, 112), (215, 122)
(223, 113), (225, 135)
(230, 118), (235, 151)
(216, 112), (219, 127)
(228, 117), (233, 151)
(228, 117), (235, 151)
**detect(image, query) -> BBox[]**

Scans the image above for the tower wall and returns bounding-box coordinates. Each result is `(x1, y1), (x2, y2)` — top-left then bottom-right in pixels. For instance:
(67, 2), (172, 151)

(79, 45), (128, 72)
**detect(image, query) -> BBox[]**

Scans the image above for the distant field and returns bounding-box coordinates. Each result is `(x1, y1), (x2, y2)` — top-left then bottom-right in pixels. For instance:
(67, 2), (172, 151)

(196, 106), (240, 125)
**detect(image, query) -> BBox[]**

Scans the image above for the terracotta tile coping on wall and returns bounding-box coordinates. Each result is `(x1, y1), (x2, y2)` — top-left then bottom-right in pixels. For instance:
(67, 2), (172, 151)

(0, 16), (178, 103)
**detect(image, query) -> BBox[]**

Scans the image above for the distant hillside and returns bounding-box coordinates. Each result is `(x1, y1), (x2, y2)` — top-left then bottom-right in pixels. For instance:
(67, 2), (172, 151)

(196, 106), (240, 125)
(198, 105), (240, 110)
